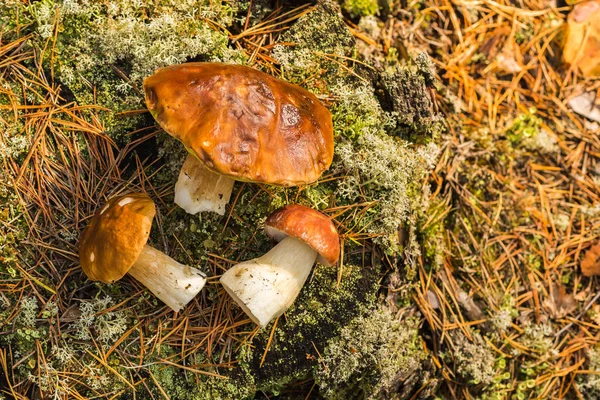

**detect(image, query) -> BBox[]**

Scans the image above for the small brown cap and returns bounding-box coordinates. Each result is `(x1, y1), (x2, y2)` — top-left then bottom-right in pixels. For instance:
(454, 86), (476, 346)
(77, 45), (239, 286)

(265, 204), (340, 266)
(143, 62), (334, 186)
(79, 193), (156, 283)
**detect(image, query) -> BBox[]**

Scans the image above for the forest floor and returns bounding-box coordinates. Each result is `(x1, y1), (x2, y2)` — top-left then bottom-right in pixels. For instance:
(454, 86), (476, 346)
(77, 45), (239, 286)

(1, 0), (600, 399)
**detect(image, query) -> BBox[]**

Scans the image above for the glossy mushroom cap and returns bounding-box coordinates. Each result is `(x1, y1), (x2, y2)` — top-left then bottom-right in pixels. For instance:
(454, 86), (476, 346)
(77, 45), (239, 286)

(265, 204), (340, 266)
(143, 62), (334, 186)
(79, 193), (156, 283)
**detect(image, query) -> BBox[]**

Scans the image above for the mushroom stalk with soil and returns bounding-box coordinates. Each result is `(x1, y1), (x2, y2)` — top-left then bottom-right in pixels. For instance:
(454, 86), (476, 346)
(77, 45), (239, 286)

(174, 154), (235, 215)
(220, 236), (318, 327)
(127, 245), (207, 312)
(220, 204), (339, 327)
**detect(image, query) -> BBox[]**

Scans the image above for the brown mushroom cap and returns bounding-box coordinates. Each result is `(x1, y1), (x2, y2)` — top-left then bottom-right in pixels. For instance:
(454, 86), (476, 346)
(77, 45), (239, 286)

(143, 62), (334, 186)
(265, 204), (340, 266)
(79, 193), (156, 283)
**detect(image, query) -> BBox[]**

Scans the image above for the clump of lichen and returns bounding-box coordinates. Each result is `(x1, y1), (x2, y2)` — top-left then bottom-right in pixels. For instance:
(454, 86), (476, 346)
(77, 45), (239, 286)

(336, 130), (439, 255)
(519, 323), (554, 354)
(491, 295), (518, 333)
(272, 1), (355, 78)
(70, 297), (128, 344)
(314, 309), (426, 399)
(449, 330), (495, 386)
(579, 347), (600, 397)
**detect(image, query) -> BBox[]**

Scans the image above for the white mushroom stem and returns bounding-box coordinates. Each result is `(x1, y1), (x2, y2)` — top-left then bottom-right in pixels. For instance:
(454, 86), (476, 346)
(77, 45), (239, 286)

(220, 236), (318, 327)
(128, 245), (207, 312)
(174, 154), (235, 215)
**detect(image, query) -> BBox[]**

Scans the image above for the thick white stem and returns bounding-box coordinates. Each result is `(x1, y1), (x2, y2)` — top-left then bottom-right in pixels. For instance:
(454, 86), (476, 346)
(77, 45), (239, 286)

(128, 245), (207, 312)
(220, 237), (318, 327)
(174, 154), (235, 215)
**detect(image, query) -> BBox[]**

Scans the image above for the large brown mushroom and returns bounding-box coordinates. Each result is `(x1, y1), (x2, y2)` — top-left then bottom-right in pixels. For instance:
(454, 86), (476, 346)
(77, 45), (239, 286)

(79, 193), (206, 312)
(220, 204), (340, 327)
(143, 63), (334, 215)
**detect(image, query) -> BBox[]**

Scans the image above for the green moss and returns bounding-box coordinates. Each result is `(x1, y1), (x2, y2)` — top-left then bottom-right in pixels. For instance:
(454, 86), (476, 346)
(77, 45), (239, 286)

(505, 109), (558, 154)
(343, 0), (379, 19)
(272, 0), (355, 82)
(314, 309), (426, 399)
(247, 264), (379, 394)
(374, 53), (444, 144)
(145, 345), (255, 400)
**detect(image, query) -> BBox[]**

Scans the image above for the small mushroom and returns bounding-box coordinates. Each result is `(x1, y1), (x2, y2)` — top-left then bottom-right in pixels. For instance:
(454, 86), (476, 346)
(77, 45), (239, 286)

(78, 193), (206, 312)
(220, 204), (340, 327)
(143, 63), (334, 215)
(563, 1), (600, 77)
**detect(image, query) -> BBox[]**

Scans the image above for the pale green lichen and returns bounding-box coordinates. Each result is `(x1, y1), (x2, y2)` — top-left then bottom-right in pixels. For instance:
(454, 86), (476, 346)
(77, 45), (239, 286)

(71, 297), (128, 345)
(579, 347), (600, 398)
(519, 323), (554, 354)
(450, 330), (495, 386)
(314, 309), (426, 399)
(336, 130), (439, 254)
(491, 295), (518, 333)
(272, 0), (354, 77)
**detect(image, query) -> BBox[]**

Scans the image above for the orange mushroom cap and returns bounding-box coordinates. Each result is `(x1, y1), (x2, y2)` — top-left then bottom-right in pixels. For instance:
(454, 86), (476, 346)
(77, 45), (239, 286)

(143, 62), (334, 186)
(79, 193), (156, 283)
(265, 204), (340, 266)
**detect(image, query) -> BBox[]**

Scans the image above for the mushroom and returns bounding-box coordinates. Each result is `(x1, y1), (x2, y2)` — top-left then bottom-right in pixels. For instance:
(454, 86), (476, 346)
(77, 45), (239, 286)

(220, 204), (340, 327)
(78, 193), (207, 312)
(563, 0), (600, 77)
(143, 63), (334, 215)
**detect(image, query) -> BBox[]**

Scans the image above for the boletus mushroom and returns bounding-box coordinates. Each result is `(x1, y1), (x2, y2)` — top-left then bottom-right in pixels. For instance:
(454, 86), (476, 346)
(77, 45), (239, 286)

(220, 204), (340, 327)
(78, 193), (207, 312)
(563, 0), (600, 77)
(143, 63), (334, 215)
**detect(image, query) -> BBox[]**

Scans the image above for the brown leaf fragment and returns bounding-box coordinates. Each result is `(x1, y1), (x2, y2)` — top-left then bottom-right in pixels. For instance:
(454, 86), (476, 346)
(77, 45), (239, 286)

(582, 241), (600, 276)
(563, 0), (600, 77)
(543, 282), (577, 319)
